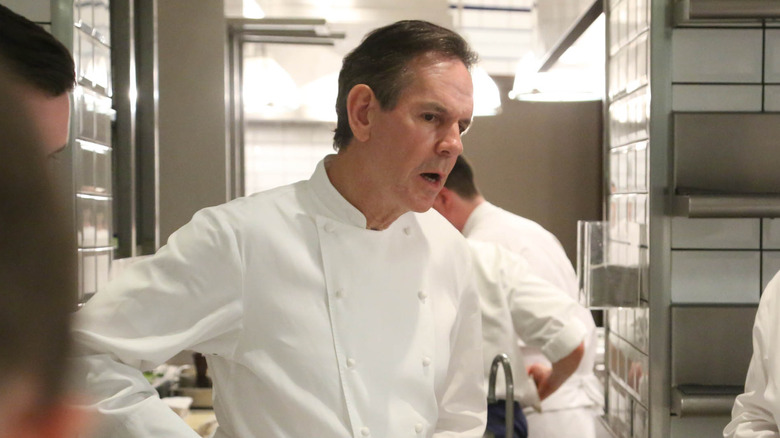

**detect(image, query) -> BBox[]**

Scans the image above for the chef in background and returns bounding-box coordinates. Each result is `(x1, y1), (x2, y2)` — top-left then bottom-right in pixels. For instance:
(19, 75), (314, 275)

(467, 239), (586, 438)
(71, 20), (486, 437)
(435, 155), (603, 438)
(724, 269), (780, 438)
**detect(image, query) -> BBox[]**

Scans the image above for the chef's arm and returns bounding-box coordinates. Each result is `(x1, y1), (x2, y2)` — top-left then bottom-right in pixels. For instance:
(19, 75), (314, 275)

(724, 280), (778, 438)
(474, 240), (587, 397)
(528, 341), (584, 400)
(434, 268), (488, 436)
(70, 207), (244, 438)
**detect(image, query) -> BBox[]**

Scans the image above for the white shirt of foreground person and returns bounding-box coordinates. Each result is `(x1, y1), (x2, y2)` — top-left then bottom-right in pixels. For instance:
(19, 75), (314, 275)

(468, 240), (587, 411)
(724, 270), (780, 438)
(464, 202), (603, 437)
(71, 158), (486, 438)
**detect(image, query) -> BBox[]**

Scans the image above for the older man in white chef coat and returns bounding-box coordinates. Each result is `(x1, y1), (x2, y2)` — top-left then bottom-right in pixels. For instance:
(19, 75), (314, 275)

(724, 269), (780, 437)
(434, 155), (603, 438)
(72, 20), (487, 438)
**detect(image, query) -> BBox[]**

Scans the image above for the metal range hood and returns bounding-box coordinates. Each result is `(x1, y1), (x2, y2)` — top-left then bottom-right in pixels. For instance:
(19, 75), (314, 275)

(537, 0), (602, 73)
(674, 0), (780, 25)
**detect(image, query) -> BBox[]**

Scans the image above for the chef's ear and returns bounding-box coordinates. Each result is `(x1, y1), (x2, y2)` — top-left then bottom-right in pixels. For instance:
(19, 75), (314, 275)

(433, 187), (450, 213)
(346, 84), (374, 143)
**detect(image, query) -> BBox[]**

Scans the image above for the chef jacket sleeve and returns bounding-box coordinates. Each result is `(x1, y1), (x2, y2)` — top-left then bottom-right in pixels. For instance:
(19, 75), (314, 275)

(433, 256), (488, 437)
(471, 240), (586, 364)
(70, 206), (244, 438)
(724, 274), (780, 438)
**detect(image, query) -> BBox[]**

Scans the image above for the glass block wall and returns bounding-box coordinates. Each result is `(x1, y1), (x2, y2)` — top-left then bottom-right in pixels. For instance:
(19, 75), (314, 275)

(604, 0), (651, 436)
(72, 0), (114, 303)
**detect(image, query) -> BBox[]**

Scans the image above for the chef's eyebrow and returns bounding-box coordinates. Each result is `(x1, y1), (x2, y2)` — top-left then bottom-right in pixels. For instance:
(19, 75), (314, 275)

(420, 102), (472, 132)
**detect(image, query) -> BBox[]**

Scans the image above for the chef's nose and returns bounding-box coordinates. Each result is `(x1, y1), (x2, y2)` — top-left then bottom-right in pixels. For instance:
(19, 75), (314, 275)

(436, 124), (463, 157)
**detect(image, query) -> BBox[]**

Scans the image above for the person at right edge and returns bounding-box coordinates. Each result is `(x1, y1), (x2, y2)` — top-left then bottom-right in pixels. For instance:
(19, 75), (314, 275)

(724, 268), (780, 438)
(435, 155), (603, 438)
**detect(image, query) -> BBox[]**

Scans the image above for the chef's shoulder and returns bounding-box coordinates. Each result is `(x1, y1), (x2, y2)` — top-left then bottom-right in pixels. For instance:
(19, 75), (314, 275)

(199, 182), (305, 222)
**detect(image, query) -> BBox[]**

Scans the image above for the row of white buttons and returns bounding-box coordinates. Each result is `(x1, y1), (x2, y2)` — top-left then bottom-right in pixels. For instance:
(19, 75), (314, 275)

(332, 289), (428, 301)
(322, 222), (413, 235)
(345, 356), (432, 368)
(358, 423), (425, 436)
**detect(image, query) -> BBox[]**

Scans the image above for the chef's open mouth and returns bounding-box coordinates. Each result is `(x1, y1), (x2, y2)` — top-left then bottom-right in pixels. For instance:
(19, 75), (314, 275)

(421, 173), (441, 183)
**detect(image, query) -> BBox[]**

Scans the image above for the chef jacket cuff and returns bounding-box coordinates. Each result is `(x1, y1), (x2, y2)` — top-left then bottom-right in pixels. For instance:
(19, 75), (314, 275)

(540, 318), (587, 363)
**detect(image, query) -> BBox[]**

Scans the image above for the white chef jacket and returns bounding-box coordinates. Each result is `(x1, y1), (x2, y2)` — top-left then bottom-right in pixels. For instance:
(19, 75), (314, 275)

(469, 240), (587, 411)
(71, 157), (487, 438)
(463, 203), (602, 416)
(724, 270), (780, 438)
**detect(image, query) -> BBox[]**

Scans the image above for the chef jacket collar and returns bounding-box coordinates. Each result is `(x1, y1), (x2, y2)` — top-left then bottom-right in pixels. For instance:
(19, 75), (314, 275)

(462, 201), (497, 237)
(310, 155), (370, 229)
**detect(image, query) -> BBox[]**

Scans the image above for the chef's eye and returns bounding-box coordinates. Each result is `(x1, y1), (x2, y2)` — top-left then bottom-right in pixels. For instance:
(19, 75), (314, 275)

(422, 113), (438, 122)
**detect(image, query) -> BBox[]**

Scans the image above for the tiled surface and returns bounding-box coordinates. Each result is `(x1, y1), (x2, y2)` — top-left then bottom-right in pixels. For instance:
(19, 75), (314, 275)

(764, 85), (780, 112)
(672, 28), (763, 84)
(606, 0), (651, 433)
(672, 84), (762, 112)
(763, 219), (780, 248)
(762, 252), (780, 291)
(70, 0), (114, 302)
(671, 250), (761, 304)
(671, 218), (761, 249)
(670, 416), (732, 438)
(764, 29), (780, 82)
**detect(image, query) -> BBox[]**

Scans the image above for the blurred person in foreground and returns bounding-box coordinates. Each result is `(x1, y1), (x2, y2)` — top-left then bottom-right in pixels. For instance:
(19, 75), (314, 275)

(71, 20), (487, 437)
(435, 155), (602, 438)
(0, 3), (75, 156)
(0, 65), (86, 438)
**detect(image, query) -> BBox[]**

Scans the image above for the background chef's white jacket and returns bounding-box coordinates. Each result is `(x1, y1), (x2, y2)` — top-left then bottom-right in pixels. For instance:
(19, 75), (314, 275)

(71, 158), (487, 438)
(724, 269), (780, 438)
(463, 202), (602, 415)
(469, 240), (586, 409)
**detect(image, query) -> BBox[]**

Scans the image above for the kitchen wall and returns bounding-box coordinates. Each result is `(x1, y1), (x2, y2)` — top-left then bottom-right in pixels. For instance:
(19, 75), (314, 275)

(463, 77), (603, 264)
(599, 1), (780, 437)
(157, 0), (229, 243)
(666, 22), (780, 438)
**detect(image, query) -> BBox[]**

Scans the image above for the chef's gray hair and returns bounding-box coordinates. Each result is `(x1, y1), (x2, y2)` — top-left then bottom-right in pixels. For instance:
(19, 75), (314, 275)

(333, 20), (478, 151)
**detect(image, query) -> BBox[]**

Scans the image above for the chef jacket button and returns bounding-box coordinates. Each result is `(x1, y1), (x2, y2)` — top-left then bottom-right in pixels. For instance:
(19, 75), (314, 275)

(334, 289), (344, 298)
(324, 223), (335, 233)
(403, 227), (412, 236)
(361, 426), (370, 436)
(417, 291), (428, 302)
(346, 358), (356, 368)
(422, 356), (431, 367)
(415, 423), (424, 433)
